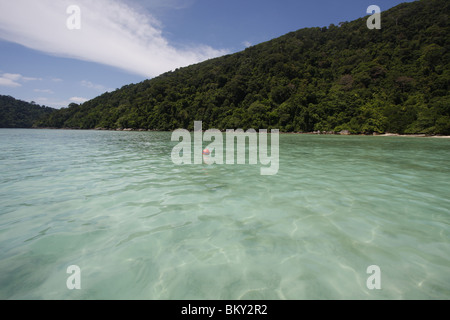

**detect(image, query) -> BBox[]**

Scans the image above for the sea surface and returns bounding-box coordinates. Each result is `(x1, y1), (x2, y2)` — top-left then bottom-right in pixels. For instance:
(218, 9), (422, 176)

(0, 129), (449, 299)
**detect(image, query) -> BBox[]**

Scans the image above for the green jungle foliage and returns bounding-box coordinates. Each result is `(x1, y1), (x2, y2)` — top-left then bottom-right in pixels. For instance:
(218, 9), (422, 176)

(36, 0), (449, 134)
(0, 95), (55, 128)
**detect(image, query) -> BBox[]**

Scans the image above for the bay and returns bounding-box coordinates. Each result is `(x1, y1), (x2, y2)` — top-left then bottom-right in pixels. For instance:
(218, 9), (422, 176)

(0, 129), (449, 299)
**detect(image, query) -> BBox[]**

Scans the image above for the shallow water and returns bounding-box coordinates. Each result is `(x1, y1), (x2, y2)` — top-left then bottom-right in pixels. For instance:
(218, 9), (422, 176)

(0, 129), (449, 299)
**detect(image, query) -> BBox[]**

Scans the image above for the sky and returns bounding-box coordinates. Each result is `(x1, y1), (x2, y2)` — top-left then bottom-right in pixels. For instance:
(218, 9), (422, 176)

(0, 0), (415, 109)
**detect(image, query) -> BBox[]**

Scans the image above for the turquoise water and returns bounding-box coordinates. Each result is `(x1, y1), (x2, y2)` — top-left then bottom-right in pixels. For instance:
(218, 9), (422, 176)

(0, 129), (449, 299)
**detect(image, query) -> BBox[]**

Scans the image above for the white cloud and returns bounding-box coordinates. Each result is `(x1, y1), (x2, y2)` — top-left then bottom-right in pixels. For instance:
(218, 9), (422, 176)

(0, 73), (42, 87)
(3, 73), (22, 81)
(23, 76), (42, 81)
(242, 41), (252, 48)
(81, 80), (114, 93)
(0, 77), (21, 87)
(52, 78), (63, 82)
(81, 80), (106, 91)
(34, 89), (54, 94)
(69, 97), (89, 103)
(0, 0), (227, 78)
(32, 97), (70, 109)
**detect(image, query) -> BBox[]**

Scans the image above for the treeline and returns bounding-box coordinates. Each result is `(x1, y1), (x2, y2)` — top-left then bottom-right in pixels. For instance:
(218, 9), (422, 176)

(0, 95), (55, 128)
(36, 0), (450, 134)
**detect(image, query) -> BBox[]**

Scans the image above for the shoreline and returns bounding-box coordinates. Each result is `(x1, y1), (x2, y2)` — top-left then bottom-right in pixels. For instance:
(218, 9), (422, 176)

(3, 127), (450, 138)
(283, 132), (450, 138)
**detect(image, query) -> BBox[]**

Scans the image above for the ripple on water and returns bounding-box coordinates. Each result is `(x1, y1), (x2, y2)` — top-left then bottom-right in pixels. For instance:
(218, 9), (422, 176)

(0, 130), (449, 299)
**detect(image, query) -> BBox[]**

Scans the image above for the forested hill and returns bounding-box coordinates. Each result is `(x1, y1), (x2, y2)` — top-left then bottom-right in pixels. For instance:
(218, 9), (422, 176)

(36, 0), (449, 134)
(0, 95), (55, 128)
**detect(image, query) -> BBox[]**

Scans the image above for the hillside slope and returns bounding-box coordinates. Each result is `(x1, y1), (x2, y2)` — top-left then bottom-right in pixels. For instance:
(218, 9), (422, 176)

(0, 95), (55, 128)
(36, 0), (450, 134)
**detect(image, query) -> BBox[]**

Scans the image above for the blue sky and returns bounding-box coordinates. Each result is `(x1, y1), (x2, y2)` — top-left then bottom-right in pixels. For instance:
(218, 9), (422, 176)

(0, 0), (414, 109)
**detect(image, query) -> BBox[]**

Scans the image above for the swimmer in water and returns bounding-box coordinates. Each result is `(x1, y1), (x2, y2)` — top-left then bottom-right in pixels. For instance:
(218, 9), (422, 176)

(202, 148), (213, 165)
